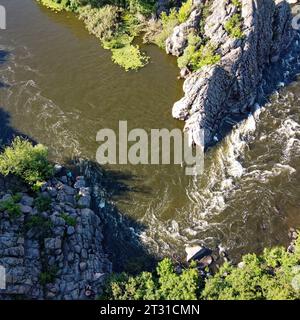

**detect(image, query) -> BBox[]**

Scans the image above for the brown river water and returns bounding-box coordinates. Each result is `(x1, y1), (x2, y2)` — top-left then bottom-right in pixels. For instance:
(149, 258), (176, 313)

(1, 0), (300, 262)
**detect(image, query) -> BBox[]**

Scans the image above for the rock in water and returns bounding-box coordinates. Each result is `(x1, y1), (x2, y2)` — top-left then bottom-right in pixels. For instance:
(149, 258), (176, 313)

(185, 245), (213, 262)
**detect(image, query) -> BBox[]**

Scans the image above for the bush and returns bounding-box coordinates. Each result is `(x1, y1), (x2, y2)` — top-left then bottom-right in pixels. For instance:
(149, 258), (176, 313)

(78, 5), (120, 41)
(102, 235), (300, 300)
(0, 137), (54, 190)
(224, 13), (244, 39)
(101, 258), (201, 300)
(202, 237), (300, 300)
(178, 36), (221, 71)
(177, 33), (201, 69)
(154, 9), (179, 49)
(111, 45), (149, 71)
(178, 0), (193, 24)
(0, 196), (21, 220)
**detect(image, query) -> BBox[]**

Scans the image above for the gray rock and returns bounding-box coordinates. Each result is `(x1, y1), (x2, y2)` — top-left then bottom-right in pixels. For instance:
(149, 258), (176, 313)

(21, 195), (34, 207)
(79, 262), (87, 271)
(67, 226), (75, 236)
(77, 195), (91, 208)
(20, 205), (32, 214)
(44, 238), (62, 251)
(171, 0), (295, 146)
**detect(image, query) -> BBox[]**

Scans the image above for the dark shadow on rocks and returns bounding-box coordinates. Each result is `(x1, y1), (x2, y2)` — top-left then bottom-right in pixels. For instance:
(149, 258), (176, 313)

(208, 25), (300, 149)
(64, 159), (157, 274)
(82, 161), (157, 274)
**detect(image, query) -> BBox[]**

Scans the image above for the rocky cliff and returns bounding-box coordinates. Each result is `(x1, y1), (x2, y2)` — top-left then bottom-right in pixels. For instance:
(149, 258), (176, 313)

(0, 169), (111, 300)
(168, 0), (296, 146)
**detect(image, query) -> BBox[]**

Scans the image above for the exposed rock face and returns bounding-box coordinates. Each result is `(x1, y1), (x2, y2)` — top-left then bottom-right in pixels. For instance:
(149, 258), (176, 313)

(166, 7), (202, 56)
(170, 0), (295, 146)
(0, 173), (111, 300)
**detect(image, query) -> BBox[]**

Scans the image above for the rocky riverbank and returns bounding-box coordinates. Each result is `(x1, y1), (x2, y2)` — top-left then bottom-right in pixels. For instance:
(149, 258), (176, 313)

(0, 166), (112, 300)
(169, 0), (298, 146)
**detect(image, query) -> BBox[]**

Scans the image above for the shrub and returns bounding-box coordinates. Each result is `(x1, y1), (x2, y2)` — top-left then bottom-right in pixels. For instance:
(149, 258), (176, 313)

(101, 258), (201, 300)
(0, 197), (21, 220)
(202, 237), (300, 300)
(224, 13), (244, 39)
(102, 235), (300, 300)
(0, 137), (54, 190)
(111, 45), (149, 71)
(78, 5), (120, 41)
(178, 37), (221, 71)
(177, 33), (201, 69)
(154, 9), (179, 49)
(37, 0), (66, 11)
(178, 0), (193, 24)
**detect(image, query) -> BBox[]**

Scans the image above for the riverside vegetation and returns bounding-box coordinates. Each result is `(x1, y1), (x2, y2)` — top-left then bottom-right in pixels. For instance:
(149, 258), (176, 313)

(36, 0), (233, 71)
(0, 138), (300, 300)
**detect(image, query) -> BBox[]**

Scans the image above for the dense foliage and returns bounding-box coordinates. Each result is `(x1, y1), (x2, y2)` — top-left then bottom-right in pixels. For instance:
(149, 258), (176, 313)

(0, 137), (54, 190)
(224, 0), (244, 39)
(102, 236), (300, 300)
(37, 0), (154, 70)
(101, 258), (202, 300)
(177, 33), (220, 70)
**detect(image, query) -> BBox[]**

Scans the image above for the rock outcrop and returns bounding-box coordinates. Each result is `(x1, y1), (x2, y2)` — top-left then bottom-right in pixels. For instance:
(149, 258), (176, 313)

(169, 0), (296, 146)
(0, 171), (111, 300)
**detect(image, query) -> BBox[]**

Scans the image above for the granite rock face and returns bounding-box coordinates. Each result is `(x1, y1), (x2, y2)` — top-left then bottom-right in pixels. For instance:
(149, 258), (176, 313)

(169, 0), (295, 146)
(0, 173), (111, 300)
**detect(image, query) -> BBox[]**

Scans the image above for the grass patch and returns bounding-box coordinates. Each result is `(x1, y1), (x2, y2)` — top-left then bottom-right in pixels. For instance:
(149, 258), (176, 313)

(0, 197), (22, 220)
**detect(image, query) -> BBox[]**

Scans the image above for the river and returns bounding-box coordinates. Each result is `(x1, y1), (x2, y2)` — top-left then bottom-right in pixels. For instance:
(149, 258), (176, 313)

(1, 0), (300, 263)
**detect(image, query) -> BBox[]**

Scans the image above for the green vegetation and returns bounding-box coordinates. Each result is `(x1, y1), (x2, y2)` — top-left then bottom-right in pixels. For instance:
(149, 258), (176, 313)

(111, 45), (149, 71)
(0, 137), (54, 191)
(102, 236), (300, 300)
(203, 240), (300, 300)
(0, 196), (21, 220)
(224, 1), (244, 39)
(37, 0), (155, 70)
(60, 212), (77, 227)
(154, 8), (179, 49)
(178, 34), (220, 71)
(34, 195), (52, 212)
(101, 258), (201, 300)
(178, 0), (193, 24)
(25, 215), (53, 233)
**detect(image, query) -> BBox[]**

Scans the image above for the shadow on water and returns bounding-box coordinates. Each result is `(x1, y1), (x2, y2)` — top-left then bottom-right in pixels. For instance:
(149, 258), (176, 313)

(0, 107), (37, 147)
(0, 46), (156, 275)
(74, 160), (157, 274)
(99, 168), (152, 199)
